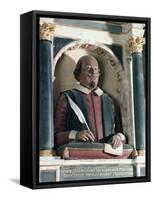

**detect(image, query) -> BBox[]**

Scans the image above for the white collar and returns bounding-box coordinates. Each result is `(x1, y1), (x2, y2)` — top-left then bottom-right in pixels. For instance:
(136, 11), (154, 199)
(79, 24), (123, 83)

(74, 83), (103, 96)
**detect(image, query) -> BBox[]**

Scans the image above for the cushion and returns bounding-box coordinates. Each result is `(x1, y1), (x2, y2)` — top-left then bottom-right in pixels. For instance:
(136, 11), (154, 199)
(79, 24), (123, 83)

(56, 142), (134, 160)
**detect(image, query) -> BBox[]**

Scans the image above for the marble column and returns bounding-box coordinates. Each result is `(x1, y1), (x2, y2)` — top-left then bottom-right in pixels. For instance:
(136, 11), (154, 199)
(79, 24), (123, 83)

(39, 22), (55, 156)
(128, 36), (145, 156)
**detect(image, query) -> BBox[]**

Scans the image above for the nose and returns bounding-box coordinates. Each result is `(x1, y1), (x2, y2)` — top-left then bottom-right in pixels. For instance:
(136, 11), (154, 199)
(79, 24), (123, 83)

(88, 67), (94, 74)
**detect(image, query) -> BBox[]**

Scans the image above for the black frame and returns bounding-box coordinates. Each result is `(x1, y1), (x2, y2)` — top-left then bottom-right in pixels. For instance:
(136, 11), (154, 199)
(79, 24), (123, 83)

(20, 10), (151, 189)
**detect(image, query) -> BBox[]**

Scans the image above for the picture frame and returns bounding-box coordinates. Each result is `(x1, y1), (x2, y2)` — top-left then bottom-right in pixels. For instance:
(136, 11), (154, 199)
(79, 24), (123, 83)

(20, 10), (151, 189)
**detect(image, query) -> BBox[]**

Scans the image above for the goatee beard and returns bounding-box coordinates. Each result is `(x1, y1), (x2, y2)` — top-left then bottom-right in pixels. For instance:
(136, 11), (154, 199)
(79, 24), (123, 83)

(89, 81), (96, 89)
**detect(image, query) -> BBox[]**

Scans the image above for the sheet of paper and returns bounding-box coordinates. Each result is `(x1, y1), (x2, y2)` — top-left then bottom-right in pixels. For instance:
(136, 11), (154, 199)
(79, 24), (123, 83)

(104, 143), (123, 156)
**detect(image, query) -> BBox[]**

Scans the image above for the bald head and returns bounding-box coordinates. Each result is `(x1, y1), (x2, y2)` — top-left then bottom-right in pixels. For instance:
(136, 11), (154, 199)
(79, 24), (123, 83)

(80, 55), (98, 67)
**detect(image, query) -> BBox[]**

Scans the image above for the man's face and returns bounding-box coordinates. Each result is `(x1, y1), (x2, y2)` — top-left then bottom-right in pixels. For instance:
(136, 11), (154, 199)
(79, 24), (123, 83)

(79, 62), (100, 90)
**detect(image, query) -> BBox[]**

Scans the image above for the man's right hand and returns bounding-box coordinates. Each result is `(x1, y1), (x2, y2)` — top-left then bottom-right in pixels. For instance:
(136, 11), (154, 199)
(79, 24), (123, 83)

(76, 130), (95, 142)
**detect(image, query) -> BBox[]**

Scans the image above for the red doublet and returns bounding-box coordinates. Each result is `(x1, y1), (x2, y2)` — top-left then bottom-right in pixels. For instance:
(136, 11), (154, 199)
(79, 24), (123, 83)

(54, 90), (105, 146)
(82, 91), (104, 141)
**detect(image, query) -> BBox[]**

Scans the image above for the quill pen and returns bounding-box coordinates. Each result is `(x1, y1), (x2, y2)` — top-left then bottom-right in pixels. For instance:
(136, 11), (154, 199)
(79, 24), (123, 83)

(65, 94), (91, 132)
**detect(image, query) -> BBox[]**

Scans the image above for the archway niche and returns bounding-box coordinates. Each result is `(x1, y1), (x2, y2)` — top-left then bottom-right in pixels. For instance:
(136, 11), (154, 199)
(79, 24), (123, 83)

(53, 40), (129, 142)
(53, 41), (124, 102)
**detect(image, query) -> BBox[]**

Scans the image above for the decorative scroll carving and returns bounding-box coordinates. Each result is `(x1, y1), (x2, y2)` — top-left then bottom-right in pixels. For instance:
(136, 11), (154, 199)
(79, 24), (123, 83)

(40, 22), (55, 41)
(128, 36), (145, 54)
(62, 148), (69, 159)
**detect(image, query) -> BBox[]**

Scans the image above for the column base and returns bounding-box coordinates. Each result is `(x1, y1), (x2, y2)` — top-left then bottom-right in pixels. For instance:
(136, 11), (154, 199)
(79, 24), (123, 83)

(138, 150), (145, 156)
(39, 150), (56, 157)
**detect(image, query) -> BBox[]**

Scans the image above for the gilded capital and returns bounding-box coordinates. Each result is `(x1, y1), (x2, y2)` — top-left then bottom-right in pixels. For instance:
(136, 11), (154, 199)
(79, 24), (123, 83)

(39, 22), (55, 41)
(128, 36), (145, 54)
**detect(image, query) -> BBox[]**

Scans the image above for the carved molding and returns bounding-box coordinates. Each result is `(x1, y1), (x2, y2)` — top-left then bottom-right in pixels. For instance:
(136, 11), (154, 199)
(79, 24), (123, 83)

(128, 36), (145, 54)
(39, 22), (55, 41)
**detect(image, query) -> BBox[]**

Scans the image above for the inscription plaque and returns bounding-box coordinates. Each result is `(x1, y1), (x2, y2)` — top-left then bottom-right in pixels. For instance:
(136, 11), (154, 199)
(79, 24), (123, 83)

(60, 164), (134, 181)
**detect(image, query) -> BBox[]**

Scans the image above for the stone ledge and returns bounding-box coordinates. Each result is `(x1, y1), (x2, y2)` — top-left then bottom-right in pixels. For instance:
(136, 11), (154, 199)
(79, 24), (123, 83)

(40, 156), (145, 166)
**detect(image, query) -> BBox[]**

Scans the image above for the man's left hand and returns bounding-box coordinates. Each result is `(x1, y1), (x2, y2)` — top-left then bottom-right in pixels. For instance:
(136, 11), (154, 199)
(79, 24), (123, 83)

(110, 135), (122, 149)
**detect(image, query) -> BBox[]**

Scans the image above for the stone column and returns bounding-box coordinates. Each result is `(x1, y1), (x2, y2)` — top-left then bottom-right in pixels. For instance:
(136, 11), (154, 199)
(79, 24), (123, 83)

(39, 22), (55, 156)
(128, 36), (145, 156)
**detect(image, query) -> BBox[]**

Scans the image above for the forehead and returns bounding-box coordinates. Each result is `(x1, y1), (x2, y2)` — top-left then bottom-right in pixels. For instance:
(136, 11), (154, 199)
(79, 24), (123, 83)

(81, 56), (98, 65)
(81, 64), (99, 69)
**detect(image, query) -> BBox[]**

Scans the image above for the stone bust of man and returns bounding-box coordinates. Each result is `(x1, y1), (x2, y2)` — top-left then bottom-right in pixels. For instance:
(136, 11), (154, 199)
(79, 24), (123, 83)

(54, 55), (126, 149)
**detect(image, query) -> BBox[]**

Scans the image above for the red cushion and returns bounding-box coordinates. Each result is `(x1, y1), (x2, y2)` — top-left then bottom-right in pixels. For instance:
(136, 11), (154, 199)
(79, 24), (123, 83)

(57, 144), (133, 160)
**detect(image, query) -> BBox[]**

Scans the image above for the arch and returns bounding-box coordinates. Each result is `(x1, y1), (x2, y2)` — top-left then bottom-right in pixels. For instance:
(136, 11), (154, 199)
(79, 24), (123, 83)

(53, 40), (125, 102)
(53, 40), (123, 75)
(53, 40), (131, 143)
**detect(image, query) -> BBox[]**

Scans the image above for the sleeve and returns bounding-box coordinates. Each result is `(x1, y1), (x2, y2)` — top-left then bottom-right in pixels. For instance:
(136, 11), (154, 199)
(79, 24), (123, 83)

(54, 94), (77, 147)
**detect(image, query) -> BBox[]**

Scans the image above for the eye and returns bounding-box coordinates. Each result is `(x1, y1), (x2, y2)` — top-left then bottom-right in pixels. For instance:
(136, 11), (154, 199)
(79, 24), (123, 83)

(86, 65), (91, 69)
(83, 65), (91, 71)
